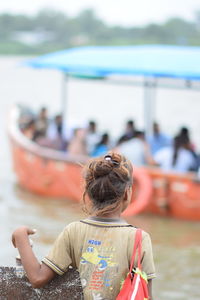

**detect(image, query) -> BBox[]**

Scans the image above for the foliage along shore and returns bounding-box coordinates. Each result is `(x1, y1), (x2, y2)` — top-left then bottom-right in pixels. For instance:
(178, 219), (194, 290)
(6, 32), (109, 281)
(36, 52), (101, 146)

(1, 8), (200, 55)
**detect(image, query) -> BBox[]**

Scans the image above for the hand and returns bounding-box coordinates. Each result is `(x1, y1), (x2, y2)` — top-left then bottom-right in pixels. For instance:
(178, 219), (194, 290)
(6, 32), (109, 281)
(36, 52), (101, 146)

(12, 226), (36, 248)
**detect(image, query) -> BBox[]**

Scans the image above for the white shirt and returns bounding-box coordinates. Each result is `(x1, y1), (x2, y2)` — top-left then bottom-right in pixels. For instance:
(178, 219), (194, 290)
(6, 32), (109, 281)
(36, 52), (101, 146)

(86, 132), (100, 155)
(154, 147), (196, 173)
(117, 138), (147, 166)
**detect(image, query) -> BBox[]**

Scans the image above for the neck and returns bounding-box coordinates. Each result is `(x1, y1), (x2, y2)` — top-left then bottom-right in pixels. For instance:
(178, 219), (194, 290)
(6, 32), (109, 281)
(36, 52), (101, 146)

(93, 210), (122, 219)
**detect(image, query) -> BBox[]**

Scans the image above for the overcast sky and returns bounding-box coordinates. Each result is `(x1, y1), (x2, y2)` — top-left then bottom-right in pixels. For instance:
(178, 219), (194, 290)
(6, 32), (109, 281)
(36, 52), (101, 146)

(0, 0), (199, 26)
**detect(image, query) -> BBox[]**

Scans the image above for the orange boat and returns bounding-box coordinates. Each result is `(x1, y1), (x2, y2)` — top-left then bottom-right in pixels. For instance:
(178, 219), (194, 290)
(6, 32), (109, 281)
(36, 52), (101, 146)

(9, 106), (200, 221)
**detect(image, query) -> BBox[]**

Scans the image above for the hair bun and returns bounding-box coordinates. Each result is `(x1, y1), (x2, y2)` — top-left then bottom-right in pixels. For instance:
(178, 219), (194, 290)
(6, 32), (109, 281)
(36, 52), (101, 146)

(94, 161), (113, 178)
(93, 152), (122, 178)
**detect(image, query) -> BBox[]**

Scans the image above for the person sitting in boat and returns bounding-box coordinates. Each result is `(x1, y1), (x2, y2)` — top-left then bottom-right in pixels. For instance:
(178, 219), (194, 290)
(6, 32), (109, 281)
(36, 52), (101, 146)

(92, 132), (110, 157)
(117, 120), (136, 145)
(86, 120), (100, 155)
(34, 107), (49, 139)
(35, 114), (65, 151)
(21, 119), (36, 141)
(147, 122), (172, 155)
(154, 135), (198, 173)
(116, 130), (154, 166)
(19, 107), (36, 131)
(176, 126), (198, 160)
(67, 128), (88, 156)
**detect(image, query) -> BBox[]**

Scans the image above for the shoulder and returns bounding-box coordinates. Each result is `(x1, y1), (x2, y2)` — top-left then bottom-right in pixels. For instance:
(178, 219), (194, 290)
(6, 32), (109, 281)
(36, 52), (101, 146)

(180, 148), (194, 159)
(64, 221), (83, 230)
(59, 221), (88, 242)
(141, 231), (154, 254)
(127, 228), (153, 257)
(154, 147), (171, 159)
(141, 230), (152, 243)
(62, 221), (83, 235)
(179, 149), (196, 166)
(127, 227), (151, 240)
(160, 133), (170, 140)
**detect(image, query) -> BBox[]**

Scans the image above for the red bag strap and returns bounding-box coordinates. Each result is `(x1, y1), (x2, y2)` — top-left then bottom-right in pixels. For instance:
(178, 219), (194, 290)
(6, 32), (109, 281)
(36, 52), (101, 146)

(129, 228), (142, 272)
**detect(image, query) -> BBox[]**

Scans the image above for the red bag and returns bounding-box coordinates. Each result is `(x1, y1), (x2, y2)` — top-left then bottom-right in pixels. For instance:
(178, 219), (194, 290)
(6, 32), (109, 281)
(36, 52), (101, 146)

(116, 229), (149, 300)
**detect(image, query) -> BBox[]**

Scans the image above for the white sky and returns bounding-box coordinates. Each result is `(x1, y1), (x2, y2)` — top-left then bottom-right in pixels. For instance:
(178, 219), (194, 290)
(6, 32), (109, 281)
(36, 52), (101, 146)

(0, 0), (199, 26)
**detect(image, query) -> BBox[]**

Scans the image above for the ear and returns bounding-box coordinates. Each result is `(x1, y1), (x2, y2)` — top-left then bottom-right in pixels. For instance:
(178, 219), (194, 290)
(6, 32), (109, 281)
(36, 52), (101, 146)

(122, 186), (132, 212)
(125, 186), (132, 201)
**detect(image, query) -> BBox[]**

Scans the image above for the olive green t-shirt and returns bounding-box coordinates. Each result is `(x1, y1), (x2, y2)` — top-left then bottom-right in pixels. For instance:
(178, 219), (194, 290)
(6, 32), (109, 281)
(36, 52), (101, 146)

(42, 217), (156, 300)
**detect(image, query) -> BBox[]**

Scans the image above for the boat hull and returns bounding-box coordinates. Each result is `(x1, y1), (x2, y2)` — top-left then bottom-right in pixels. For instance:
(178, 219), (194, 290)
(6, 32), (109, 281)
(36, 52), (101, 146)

(11, 143), (83, 201)
(146, 169), (200, 221)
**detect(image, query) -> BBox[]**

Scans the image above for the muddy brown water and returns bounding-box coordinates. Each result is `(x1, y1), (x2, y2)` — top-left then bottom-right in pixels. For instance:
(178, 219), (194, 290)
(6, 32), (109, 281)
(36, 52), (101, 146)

(0, 56), (200, 299)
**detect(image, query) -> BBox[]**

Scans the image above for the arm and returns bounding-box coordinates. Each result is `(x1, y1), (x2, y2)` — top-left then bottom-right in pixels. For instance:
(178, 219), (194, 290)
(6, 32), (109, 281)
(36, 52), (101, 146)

(12, 226), (56, 288)
(148, 279), (154, 300)
(144, 142), (157, 166)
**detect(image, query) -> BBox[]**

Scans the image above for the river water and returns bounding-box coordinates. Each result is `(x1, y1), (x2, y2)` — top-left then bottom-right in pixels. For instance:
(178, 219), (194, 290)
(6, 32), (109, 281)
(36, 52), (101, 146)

(0, 56), (200, 299)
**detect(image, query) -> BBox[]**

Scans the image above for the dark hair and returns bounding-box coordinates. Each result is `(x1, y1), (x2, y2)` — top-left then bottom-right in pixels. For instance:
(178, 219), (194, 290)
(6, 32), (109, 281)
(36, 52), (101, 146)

(172, 136), (180, 166)
(172, 135), (190, 166)
(82, 152), (133, 215)
(88, 120), (96, 132)
(127, 120), (134, 127)
(180, 127), (189, 136)
(97, 133), (109, 146)
(89, 120), (96, 127)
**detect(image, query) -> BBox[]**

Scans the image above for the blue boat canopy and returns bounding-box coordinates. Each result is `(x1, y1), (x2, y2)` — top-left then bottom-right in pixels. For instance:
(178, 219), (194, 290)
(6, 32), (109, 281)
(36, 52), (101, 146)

(26, 45), (200, 136)
(26, 45), (200, 80)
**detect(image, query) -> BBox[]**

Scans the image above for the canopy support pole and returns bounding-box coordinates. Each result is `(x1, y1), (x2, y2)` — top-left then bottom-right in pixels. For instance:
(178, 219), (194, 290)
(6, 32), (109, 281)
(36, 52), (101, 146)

(61, 72), (68, 118)
(61, 72), (68, 140)
(143, 78), (156, 137)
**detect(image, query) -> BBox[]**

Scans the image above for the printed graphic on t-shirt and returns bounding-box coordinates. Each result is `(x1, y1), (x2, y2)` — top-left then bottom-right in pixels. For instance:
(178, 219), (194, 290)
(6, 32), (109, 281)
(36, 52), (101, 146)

(80, 237), (119, 299)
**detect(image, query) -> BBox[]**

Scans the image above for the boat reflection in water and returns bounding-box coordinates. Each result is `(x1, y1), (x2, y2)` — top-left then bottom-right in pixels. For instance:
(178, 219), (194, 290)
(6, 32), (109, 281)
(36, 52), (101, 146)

(9, 106), (200, 221)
